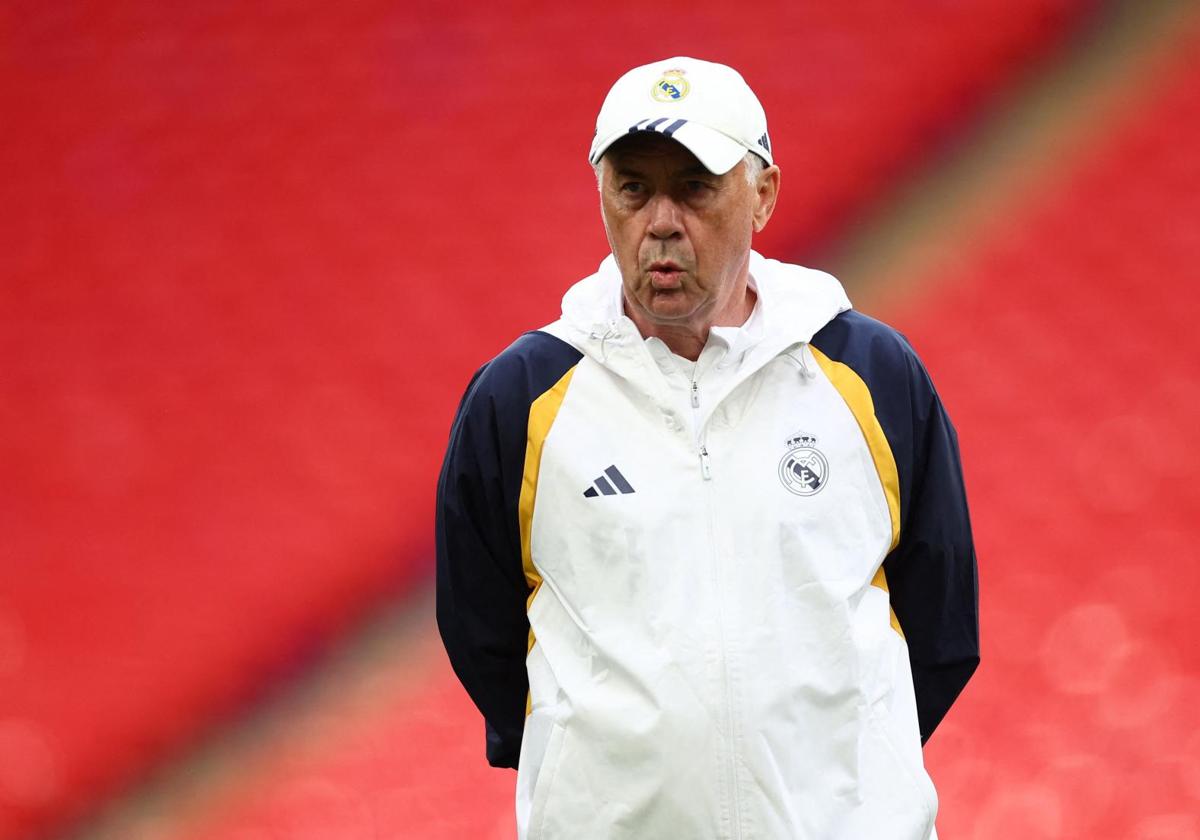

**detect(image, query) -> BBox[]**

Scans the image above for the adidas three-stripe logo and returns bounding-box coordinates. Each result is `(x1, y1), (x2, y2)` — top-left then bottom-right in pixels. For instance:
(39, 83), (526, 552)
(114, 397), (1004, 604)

(583, 465), (636, 498)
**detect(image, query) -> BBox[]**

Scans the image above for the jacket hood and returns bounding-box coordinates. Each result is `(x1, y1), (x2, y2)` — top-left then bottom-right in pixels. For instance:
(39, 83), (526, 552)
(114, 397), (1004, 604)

(553, 251), (852, 369)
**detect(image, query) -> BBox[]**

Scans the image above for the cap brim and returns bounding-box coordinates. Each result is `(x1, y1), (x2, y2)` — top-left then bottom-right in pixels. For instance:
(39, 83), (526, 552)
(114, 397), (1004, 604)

(590, 120), (751, 176)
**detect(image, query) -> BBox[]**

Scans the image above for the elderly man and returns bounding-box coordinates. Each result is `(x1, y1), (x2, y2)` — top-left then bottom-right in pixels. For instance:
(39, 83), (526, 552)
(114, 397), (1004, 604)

(436, 57), (978, 840)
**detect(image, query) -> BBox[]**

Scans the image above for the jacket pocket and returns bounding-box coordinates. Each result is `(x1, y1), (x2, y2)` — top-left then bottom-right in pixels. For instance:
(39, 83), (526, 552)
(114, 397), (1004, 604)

(527, 721), (567, 840)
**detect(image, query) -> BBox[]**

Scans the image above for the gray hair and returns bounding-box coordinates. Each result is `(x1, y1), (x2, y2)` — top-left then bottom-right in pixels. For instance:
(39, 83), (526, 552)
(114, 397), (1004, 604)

(740, 151), (766, 185)
(593, 150), (769, 188)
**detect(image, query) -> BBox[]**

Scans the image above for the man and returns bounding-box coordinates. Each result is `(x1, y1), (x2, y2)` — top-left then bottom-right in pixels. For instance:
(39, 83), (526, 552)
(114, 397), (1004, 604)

(436, 57), (978, 840)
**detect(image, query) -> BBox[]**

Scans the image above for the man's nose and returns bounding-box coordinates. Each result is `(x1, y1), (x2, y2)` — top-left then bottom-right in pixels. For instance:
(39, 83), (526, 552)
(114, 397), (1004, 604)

(646, 195), (684, 239)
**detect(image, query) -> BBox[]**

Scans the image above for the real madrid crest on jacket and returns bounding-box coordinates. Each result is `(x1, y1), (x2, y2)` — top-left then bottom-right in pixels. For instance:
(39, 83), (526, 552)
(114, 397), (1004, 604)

(778, 433), (829, 496)
(436, 252), (979, 840)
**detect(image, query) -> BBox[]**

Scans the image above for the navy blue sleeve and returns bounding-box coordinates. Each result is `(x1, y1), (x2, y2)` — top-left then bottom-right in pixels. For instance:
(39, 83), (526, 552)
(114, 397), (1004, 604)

(812, 311), (979, 744)
(435, 331), (582, 768)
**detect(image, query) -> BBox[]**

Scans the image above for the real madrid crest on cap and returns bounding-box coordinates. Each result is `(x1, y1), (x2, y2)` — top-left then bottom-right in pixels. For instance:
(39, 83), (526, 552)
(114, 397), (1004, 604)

(589, 57), (772, 174)
(778, 433), (829, 496)
(651, 69), (690, 102)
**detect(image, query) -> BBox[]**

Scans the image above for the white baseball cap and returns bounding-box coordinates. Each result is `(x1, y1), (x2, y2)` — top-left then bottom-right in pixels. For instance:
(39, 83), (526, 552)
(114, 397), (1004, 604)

(589, 56), (772, 176)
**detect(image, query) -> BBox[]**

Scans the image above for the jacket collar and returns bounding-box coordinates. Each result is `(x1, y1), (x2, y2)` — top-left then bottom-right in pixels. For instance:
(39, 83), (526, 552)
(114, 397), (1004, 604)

(556, 250), (852, 371)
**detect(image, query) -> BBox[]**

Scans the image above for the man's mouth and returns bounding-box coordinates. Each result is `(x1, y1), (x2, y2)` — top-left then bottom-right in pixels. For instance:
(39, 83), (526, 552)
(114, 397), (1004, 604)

(647, 261), (684, 288)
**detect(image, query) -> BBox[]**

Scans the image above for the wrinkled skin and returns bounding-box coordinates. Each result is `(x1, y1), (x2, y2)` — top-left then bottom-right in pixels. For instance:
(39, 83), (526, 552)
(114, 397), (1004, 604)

(598, 133), (780, 360)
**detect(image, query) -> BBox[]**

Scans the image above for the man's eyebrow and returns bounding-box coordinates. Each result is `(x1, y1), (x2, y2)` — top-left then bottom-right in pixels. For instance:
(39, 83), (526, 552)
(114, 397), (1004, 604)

(679, 165), (716, 177)
(613, 167), (647, 179)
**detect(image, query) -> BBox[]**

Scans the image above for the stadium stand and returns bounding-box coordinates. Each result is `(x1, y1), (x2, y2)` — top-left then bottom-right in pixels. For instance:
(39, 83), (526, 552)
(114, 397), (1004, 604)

(910, 21), (1200, 835)
(1, 1), (1107, 838)
(136, 6), (1200, 839)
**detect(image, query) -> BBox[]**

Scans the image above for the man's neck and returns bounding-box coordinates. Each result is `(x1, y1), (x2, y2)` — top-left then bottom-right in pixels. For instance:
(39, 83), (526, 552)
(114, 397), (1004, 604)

(626, 285), (757, 362)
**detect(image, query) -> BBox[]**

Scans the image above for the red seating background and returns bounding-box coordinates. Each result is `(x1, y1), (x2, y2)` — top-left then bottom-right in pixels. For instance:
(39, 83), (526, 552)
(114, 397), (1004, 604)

(160, 21), (1200, 837)
(23, 1), (1200, 838)
(902, 24), (1200, 833)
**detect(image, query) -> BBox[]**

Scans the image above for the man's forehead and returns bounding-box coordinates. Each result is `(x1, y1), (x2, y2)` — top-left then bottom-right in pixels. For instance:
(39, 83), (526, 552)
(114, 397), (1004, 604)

(602, 133), (711, 174)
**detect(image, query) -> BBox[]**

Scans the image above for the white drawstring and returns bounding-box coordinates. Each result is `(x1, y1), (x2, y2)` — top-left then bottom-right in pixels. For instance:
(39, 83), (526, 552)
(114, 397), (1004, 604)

(788, 344), (816, 380)
(589, 320), (621, 361)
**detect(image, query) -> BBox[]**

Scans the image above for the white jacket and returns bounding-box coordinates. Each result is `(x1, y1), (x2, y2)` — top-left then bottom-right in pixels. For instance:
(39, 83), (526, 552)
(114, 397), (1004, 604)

(436, 252), (978, 840)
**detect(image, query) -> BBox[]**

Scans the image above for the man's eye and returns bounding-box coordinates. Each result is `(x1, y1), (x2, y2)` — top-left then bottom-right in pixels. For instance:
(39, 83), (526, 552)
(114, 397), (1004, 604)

(685, 180), (711, 193)
(620, 182), (644, 194)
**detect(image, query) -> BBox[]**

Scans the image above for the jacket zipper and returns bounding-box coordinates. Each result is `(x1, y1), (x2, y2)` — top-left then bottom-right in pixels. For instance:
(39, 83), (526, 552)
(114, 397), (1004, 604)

(692, 375), (741, 839)
(691, 377), (713, 481)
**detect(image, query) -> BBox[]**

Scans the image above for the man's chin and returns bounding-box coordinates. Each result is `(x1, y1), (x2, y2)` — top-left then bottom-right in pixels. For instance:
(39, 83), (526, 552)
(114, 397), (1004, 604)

(622, 286), (706, 324)
(641, 294), (702, 323)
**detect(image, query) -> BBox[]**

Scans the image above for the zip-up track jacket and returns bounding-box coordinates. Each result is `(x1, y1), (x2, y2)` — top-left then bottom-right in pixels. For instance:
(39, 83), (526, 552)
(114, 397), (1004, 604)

(436, 253), (979, 840)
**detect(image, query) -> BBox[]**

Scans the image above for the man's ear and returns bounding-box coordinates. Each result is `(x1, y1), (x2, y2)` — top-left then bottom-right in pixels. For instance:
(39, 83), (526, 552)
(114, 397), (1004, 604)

(752, 165), (781, 233)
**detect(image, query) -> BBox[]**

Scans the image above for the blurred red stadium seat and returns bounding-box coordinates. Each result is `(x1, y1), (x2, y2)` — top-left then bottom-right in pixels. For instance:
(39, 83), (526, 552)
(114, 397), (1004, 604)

(0, 1), (1103, 837)
(889, 22), (1200, 837)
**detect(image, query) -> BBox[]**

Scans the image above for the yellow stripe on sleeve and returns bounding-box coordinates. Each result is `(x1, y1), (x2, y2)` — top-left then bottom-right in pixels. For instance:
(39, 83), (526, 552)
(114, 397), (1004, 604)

(517, 365), (577, 710)
(809, 346), (904, 637)
(871, 566), (905, 639)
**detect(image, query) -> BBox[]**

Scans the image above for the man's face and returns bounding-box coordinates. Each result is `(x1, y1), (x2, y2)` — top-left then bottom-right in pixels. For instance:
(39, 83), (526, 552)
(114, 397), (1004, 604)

(598, 133), (777, 329)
